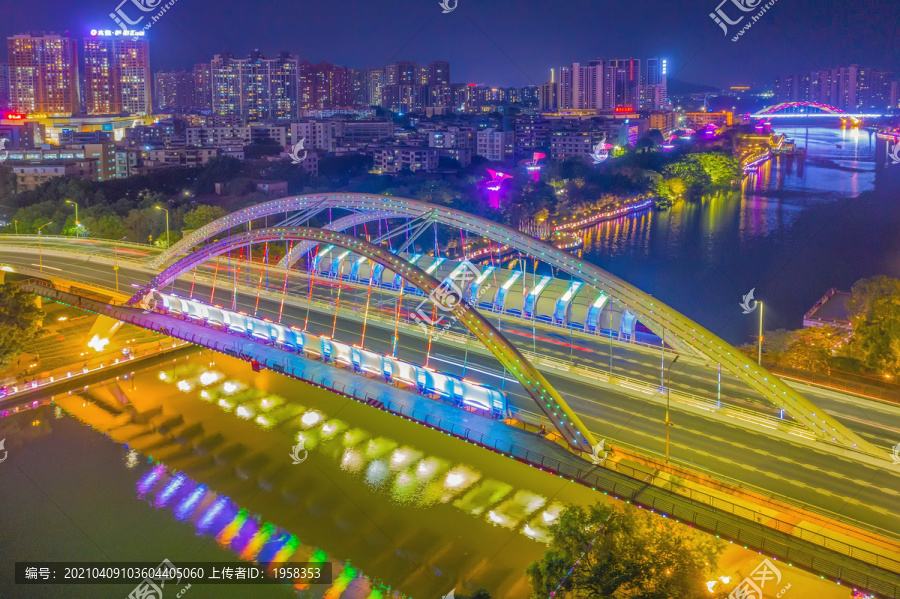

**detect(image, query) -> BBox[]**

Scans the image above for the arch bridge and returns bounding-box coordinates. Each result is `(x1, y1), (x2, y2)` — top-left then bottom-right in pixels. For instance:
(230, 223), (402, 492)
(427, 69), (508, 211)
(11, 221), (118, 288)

(750, 102), (882, 119)
(144, 194), (878, 455)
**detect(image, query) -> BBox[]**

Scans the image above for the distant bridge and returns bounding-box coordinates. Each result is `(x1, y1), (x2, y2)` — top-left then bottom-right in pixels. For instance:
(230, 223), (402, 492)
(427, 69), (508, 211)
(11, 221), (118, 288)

(749, 101), (882, 119)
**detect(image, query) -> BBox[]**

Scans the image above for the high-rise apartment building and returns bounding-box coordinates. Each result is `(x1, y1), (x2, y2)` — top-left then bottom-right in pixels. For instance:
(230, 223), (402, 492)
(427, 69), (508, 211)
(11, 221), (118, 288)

(385, 61), (416, 85)
(539, 69), (558, 111)
(299, 61), (351, 110)
(0, 63), (10, 109)
(605, 59), (641, 110)
(367, 69), (385, 107)
(558, 62), (604, 109)
(7, 33), (80, 116)
(83, 34), (151, 115)
(427, 61), (450, 86)
(381, 84), (428, 113)
(774, 65), (895, 111)
(211, 51), (299, 122)
(351, 69), (369, 106)
(551, 57), (665, 112)
(642, 58), (667, 110)
(192, 63), (212, 109)
(154, 71), (193, 111)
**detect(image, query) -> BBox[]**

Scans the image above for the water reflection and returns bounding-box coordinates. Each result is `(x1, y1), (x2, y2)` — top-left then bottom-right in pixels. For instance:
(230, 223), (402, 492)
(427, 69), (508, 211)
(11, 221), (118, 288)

(577, 126), (900, 343)
(49, 351), (591, 598)
(150, 358), (562, 542)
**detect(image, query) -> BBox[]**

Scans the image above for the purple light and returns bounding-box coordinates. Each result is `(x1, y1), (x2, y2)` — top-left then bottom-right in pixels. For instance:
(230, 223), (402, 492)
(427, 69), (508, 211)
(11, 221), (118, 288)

(137, 465), (165, 495)
(155, 473), (187, 507)
(175, 484), (208, 521)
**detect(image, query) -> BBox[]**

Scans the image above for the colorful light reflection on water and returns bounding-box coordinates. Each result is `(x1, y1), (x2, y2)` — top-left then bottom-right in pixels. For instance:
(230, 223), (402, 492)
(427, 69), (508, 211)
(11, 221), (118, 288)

(136, 464), (402, 598)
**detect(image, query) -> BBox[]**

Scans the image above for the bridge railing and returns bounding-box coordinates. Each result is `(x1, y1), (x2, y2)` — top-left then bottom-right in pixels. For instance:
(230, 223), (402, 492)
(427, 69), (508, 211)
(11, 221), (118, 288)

(294, 380), (899, 593)
(22, 281), (900, 594)
(0, 338), (188, 402)
(0, 234), (157, 252)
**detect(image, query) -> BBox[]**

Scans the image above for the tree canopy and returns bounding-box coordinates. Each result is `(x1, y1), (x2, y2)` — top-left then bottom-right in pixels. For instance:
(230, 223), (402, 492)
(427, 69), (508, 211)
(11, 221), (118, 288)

(526, 502), (724, 599)
(847, 275), (900, 376)
(0, 283), (43, 369)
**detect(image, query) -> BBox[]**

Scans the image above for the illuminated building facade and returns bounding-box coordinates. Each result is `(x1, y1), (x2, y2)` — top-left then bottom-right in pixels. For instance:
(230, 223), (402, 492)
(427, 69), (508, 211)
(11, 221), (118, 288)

(7, 33), (80, 116)
(154, 70), (193, 111)
(192, 63), (212, 109)
(0, 63), (9, 109)
(553, 57), (666, 112)
(83, 34), (151, 115)
(211, 51), (300, 122)
(605, 58), (641, 111)
(299, 61), (351, 110)
(775, 65), (896, 111)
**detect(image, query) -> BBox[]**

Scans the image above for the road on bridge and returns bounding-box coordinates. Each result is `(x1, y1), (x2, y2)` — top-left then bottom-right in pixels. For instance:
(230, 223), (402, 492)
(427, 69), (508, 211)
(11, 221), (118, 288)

(2, 242), (900, 539)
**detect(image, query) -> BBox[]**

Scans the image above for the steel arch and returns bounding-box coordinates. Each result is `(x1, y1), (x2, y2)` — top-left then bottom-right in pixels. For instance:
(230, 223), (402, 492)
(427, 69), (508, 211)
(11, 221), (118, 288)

(756, 102), (848, 115)
(278, 210), (398, 267)
(135, 226), (599, 451)
(151, 194), (881, 454)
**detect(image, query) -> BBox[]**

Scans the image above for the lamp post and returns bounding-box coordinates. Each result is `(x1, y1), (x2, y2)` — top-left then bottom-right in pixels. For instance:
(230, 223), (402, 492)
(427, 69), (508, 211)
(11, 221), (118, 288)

(114, 235), (126, 292)
(13, 220), (17, 235)
(665, 355), (679, 463)
(37, 222), (53, 271)
(758, 301), (764, 365)
(64, 200), (79, 233)
(155, 205), (169, 248)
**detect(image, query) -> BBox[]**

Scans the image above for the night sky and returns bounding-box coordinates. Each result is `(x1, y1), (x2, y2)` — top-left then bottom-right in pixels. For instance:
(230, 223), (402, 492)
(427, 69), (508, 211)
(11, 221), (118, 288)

(2, 0), (898, 89)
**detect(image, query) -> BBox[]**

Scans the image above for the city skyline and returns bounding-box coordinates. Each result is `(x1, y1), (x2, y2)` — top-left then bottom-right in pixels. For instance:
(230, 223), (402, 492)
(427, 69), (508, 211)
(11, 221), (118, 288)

(1, 0), (899, 90)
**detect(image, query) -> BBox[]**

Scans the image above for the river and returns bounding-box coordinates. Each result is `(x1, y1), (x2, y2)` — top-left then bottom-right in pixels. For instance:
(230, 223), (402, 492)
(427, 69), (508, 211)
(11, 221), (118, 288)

(578, 125), (900, 345)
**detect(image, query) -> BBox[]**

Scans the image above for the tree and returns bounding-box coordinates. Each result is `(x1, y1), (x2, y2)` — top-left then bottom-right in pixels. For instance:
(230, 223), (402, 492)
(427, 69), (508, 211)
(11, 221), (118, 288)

(780, 325), (843, 371)
(182, 205), (227, 231)
(667, 177), (687, 197)
(0, 284), (43, 369)
(847, 276), (900, 376)
(526, 502), (725, 599)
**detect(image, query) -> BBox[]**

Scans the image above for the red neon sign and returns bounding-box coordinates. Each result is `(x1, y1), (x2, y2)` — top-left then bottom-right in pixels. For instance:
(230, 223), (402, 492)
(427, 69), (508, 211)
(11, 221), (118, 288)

(4, 112), (25, 120)
(615, 107), (634, 113)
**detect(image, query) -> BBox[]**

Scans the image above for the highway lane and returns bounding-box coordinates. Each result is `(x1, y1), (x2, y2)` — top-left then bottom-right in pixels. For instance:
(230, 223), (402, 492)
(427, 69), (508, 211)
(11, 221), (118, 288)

(6, 245), (899, 445)
(4, 250), (900, 536)
(15, 240), (880, 413)
(16, 242), (897, 446)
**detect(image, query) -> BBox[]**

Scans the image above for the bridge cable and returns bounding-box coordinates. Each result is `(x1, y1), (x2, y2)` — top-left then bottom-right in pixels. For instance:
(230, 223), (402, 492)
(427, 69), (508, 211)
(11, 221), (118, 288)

(278, 241), (292, 323)
(304, 244), (319, 331)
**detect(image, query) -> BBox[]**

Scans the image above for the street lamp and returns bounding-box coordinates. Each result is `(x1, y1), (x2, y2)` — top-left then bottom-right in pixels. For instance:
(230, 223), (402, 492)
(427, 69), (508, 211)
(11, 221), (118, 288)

(155, 205), (169, 248)
(114, 235), (127, 292)
(665, 355), (679, 463)
(37, 222), (53, 271)
(64, 199), (79, 233)
(758, 301), (765, 365)
(13, 220), (17, 235)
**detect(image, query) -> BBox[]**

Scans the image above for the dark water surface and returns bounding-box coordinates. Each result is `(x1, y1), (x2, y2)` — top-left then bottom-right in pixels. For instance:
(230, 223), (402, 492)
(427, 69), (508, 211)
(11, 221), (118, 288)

(579, 126), (900, 345)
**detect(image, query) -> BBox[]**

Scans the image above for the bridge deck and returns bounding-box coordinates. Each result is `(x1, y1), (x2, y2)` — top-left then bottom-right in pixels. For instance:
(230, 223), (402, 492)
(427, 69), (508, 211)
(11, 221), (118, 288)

(23, 282), (900, 598)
